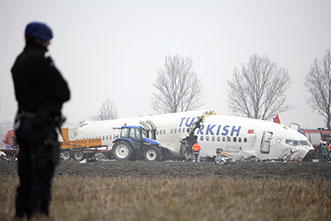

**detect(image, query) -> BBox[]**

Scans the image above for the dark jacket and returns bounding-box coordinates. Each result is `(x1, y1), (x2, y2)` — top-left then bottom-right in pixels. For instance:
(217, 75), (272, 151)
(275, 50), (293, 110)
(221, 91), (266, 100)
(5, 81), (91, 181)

(11, 42), (70, 115)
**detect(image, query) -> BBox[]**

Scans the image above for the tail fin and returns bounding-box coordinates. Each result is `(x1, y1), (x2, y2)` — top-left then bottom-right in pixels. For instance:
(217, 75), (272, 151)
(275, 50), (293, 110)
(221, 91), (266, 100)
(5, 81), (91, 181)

(273, 114), (281, 124)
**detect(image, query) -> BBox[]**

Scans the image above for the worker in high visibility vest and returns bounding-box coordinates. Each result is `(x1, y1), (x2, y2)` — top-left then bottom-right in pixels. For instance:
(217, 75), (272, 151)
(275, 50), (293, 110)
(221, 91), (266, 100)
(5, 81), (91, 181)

(321, 141), (329, 161)
(192, 142), (201, 162)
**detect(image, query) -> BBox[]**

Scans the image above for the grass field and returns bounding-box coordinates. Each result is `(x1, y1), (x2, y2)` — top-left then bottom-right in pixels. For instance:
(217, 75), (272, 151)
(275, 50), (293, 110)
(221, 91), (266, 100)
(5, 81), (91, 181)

(0, 175), (330, 221)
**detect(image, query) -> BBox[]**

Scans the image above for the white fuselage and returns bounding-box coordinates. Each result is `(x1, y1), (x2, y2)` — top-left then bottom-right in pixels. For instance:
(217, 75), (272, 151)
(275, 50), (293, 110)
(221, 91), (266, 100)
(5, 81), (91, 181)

(73, 110), (314, 161)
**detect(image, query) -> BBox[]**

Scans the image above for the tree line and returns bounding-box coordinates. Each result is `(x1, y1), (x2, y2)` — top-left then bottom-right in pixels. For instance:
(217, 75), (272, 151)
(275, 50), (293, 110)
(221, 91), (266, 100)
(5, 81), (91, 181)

(97, 50), (331, 130)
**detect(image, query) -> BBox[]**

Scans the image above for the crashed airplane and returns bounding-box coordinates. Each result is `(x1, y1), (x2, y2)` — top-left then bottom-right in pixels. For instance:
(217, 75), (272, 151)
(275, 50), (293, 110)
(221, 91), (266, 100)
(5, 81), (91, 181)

(73, 110), (314, 161)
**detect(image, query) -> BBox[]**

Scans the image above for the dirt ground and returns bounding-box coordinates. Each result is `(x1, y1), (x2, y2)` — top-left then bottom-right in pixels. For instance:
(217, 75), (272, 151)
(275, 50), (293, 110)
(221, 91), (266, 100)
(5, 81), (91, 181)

(1, 159), (330, 221)
(1, 159), (330, 180)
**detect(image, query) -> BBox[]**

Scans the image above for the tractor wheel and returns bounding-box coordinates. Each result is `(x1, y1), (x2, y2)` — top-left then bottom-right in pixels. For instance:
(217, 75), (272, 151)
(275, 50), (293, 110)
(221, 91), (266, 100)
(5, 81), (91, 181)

(61, 151), (71, 160)
(112, 141), (134, 161)
(143, 146), (161, 162)
(73, 151), (84, 161)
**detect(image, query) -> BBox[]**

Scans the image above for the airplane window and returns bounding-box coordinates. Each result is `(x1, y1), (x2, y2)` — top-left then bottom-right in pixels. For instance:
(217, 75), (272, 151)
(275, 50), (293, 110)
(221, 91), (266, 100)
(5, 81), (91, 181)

(206, 136), (209, 141)
(156, 130), (159, 135)
(212, 136), (215, 141)
(285, 139), (293, 146)
(238, 137), (242, 142)
(187, 128), (190, 133)
(293, 140), (299, 146)
(178, 128), (181, 133)
(299, 140), (309, 146)
(244, 138), (247, 142)
(113, 135), (116, 139)
(160, 130), (162, 135)
(171, 129), (173, 134)
(102, 136), (105, 140)
(163, 129), (166, 135)
(233, 137), (237, 142)
(222, 137), (226, 142)
(106, 135), (108, 140)
(200, 136), (204, 141)
(217, 136), (220, 142)
(227, 137), (231, 142)
(174, 128), (177, 133)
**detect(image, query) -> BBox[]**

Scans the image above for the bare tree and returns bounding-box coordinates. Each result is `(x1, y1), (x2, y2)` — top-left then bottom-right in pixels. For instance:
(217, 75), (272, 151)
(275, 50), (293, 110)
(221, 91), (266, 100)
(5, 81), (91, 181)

(152, 55), (202, 113)
(97, 98), (118, 120)
(227, 54), (291, 120)
(305, 49), (331, 129)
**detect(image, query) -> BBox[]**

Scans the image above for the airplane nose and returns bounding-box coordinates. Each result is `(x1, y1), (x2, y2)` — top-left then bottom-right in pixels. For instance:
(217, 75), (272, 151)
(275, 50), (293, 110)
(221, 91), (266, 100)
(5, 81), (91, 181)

(294, 145), (312, 160)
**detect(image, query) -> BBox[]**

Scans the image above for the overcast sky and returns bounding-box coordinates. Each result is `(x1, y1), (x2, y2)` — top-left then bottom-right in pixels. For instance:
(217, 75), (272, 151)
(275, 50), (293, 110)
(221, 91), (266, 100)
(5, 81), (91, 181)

(0, 0), (330, 129)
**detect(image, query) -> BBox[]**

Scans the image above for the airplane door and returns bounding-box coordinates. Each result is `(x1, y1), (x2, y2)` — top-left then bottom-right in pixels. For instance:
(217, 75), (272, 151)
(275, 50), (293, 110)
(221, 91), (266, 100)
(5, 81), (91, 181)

(226, 136), (240, 156)
(260, 131), (273, 153)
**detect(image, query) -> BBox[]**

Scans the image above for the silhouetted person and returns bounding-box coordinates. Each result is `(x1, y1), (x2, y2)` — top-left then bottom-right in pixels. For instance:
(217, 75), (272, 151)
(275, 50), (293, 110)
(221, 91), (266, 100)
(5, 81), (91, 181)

(316, 141), (323, 160)
(11, 22), (70, 219)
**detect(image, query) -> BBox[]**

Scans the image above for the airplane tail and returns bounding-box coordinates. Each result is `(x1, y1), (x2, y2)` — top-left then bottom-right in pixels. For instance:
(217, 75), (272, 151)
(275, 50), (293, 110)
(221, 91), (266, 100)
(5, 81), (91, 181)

(273, 114), (281, 124)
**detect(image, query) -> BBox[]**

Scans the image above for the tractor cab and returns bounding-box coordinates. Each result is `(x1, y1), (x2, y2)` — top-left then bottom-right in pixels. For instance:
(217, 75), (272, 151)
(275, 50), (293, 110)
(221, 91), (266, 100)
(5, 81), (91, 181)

(119, 126), (144, 150)
(112, 125), (167, 161)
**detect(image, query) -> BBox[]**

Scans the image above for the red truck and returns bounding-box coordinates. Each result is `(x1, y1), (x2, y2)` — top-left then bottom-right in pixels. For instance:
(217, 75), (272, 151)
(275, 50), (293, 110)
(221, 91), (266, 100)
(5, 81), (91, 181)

(300, 129), (331, 149)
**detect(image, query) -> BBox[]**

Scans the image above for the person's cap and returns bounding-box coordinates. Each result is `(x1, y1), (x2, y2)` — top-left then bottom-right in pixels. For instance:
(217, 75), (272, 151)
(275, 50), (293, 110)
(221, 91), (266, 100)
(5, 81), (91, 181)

(25, 22), (53, 41)
(324, 141), (327, 144)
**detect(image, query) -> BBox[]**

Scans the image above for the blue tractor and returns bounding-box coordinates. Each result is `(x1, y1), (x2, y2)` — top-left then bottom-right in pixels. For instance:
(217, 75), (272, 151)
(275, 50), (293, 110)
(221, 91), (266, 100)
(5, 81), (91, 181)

(111, 125), (169, 161)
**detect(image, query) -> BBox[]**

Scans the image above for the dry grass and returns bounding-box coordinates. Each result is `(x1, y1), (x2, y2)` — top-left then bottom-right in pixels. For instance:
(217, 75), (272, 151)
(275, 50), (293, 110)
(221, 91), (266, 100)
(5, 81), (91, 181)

(0, 175), (330, 221)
